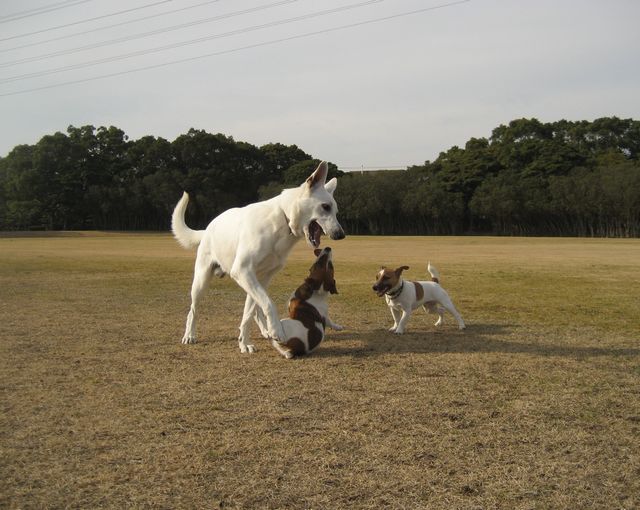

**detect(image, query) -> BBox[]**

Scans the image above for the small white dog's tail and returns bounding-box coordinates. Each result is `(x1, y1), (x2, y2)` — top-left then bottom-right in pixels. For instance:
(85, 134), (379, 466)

(427, 261), (440, 284)
(171, 192), (204, 249)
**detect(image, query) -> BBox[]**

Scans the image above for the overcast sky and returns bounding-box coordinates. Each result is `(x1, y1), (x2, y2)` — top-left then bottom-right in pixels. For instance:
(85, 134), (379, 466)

(1, 0), (639, 170)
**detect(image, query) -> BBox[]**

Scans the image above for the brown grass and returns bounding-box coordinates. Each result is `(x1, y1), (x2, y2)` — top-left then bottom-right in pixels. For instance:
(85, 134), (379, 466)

(1, 233), (639, 509)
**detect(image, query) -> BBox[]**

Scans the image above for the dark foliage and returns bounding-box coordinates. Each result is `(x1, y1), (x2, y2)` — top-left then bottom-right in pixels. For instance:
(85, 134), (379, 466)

(1, 117), (638, 236)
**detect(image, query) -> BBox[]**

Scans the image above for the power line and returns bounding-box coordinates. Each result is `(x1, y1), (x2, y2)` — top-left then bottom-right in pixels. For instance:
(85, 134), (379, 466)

(0, 0), (383, 82)
(0, 0), (223, 49)
(0, 0), (95, 24)
(0, 0), (471, 97)
(0, 0), (80, 21)
(0, 0), (301, 67)
(0, 0), (175, 40)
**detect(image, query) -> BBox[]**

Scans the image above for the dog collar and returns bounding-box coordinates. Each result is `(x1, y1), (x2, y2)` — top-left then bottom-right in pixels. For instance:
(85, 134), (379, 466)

(386, 281), (404, 299)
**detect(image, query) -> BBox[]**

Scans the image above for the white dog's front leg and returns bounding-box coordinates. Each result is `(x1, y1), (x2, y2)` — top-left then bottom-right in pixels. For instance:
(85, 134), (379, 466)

(231, 263), (285, 342)
(254, 307), (270, 338)
(238, 295), (258, 353)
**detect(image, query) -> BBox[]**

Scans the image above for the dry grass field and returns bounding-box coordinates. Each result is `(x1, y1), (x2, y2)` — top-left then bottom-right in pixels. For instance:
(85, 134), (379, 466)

(1, 233), (639, 509)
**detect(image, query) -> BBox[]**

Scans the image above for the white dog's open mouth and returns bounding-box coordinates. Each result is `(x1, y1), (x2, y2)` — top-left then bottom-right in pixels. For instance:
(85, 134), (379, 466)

(308, 220), (324, 248)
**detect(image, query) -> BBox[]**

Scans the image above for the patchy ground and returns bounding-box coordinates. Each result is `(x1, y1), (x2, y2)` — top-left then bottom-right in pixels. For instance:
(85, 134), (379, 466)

(1, 233), (638, 509)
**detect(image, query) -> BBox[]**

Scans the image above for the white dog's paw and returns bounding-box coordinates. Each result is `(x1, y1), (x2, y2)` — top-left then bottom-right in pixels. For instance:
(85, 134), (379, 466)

(281, 349), (294, 359)
(393, 329), (405, 335)
(435, 318), (443, 327)
(238, 341), (257, 354)
(280, 349), (293, 359)
(332, 323), (345, 331)
(458, 324), (466, 330)
(271, 340), (294, 359)
(388, 326), (397, 332)
(181, 335), (197, 345)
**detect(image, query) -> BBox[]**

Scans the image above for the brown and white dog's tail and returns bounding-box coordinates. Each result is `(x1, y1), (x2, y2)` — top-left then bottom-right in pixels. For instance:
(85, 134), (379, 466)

(427, 261), (440, 284)
(171, 192), (204, 249)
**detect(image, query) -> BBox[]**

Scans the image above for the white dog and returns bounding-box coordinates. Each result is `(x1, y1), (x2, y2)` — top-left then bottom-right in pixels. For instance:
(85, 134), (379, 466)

(171, 161), (345, 353)
(372, 262), (465, 334)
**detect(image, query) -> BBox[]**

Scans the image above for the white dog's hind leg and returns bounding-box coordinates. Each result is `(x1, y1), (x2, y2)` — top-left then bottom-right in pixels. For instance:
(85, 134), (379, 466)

(182, 255), (214, 344)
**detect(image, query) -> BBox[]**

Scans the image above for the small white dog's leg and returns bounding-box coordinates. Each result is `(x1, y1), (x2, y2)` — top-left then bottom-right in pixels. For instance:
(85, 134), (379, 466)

(326, 317), (344, 331)
(424, 303), (446, 327)
(439, 296), (466, 330)
(388, 307), (402, 332)
(394, 310), (411, 335)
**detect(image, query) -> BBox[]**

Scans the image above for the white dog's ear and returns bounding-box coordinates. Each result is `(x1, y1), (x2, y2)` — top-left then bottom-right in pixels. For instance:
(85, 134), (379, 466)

(306, 161), (328, 189)
(325, 177), (337, 195)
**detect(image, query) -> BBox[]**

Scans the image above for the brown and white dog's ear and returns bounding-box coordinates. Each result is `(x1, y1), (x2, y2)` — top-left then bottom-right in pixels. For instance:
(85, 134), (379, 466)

(305, 161), (328, 190)
(395, 265), (409, 276)
(326, 277), (338, 295)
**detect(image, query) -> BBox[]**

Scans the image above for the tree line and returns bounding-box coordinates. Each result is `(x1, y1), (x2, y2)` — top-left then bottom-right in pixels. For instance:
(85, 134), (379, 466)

(1, 117), (639, 236)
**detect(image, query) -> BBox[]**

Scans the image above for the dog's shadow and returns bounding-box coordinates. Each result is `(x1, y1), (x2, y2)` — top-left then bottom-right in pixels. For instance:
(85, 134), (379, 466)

(313, 323), (639, 360)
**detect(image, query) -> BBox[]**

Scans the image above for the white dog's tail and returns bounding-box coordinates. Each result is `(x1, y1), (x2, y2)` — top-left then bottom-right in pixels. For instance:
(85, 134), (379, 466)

(427, 261), (440, 284)
(171, 192), (204, 249)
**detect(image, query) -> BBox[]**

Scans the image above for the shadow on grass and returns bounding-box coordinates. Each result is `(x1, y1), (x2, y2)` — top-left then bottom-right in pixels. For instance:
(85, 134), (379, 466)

(314, 323), (640, 359)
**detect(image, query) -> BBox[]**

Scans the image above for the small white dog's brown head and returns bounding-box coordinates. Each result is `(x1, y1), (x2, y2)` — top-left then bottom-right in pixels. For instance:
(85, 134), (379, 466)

(292, 161), (345, 248)
(372, 265), (409, 297)
(294, 246), (338, 300)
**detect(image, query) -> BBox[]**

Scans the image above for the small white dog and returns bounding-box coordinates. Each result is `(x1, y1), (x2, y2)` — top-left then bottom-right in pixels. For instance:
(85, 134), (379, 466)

(372, 262), (465, 334)
(271, 246), (343, 359)
(171, 161), (345, 352)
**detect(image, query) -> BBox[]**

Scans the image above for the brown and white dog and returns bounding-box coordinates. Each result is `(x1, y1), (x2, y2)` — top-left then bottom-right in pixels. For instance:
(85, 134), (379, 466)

(271, 247), (344, 358)
(373, 262), (465, 334)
